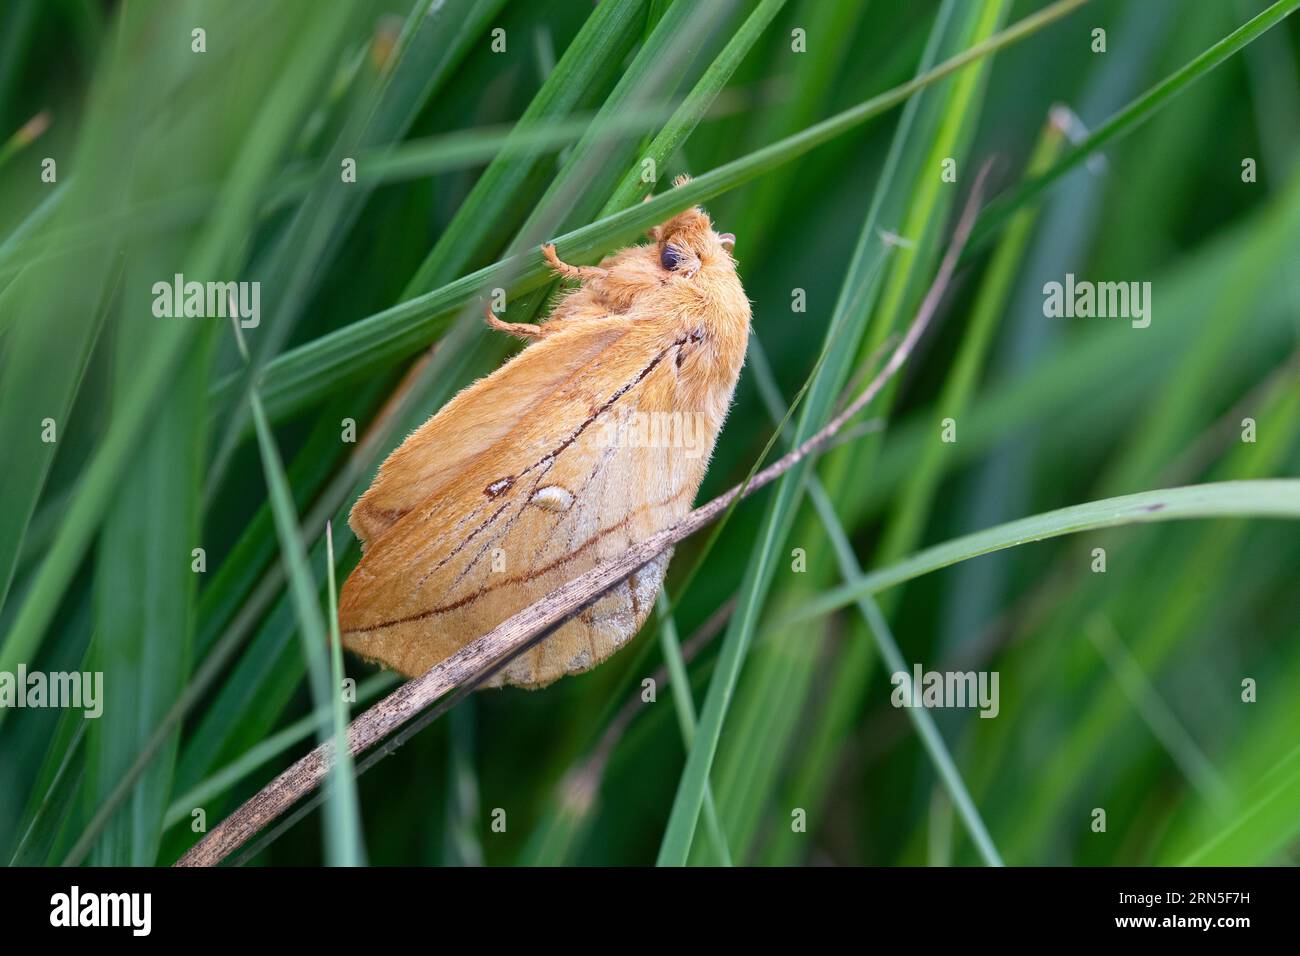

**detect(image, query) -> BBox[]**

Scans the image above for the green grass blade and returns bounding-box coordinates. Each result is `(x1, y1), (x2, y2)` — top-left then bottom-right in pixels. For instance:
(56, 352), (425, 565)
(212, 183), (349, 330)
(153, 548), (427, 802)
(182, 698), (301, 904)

(220, 0), (1090, 425)
(1175, 739), (1300, 866)
(164, 674), (396, 829)
(7, 717), (86, 866)
(805, 482), (1004, 866)
(0, 1), (359, 710)
(324, 520), (365, 866)
(206, 0), (502, 491)
(249, 392), (365, 867)
(0, 251), (119, 617)
(968, 0), (1300, 254)
(656, 0), (1006, 868)
(655, 593), (732, 866)
(83, 305), (210, 865)
(876, 115), (1065, 565)
(704, 0), (1007, 865)
(747, 338), (1003, 866)
(601, 0), (788, 212)
(786, 480), (1300, 626)
(1084, 615), (1228, 808)
(402, 0), (653, 296)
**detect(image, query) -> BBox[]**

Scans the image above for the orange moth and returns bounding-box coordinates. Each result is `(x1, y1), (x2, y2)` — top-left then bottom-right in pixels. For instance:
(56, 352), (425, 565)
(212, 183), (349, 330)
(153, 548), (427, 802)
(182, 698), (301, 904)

(338, 185), (750, 688)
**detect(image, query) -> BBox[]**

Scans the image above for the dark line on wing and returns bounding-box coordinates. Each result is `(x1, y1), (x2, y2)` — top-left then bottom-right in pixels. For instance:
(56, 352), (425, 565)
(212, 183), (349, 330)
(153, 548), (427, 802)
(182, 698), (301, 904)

(445, 464), (551, 593)
(348, 485), (690, 633)
(498, 331), (699, 489)
(378, 329), (626, 568)
(411, 498), (511, 593)
(412, 333), (691, 590)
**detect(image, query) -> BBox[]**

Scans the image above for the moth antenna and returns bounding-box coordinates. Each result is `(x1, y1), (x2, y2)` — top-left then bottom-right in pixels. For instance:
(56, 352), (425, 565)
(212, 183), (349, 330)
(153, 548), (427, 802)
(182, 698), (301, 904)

(542, 242), (608, 283)
(483, 299), (545, 340)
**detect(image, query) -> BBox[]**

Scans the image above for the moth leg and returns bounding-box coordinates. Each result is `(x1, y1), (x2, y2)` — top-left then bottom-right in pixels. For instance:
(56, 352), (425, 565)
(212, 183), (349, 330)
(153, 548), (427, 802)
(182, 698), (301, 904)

(483, 301), (545, 340)
(542, 243), (607, 284)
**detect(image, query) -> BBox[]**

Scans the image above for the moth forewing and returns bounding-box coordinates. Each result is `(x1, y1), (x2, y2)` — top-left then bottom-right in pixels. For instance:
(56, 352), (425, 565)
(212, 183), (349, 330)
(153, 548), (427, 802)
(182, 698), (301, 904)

(339, 204), (750, 688)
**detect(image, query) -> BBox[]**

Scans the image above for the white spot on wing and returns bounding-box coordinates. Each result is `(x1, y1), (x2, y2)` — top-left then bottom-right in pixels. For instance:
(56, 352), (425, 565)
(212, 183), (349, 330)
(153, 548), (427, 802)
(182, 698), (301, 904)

(531, 485), (575, 512)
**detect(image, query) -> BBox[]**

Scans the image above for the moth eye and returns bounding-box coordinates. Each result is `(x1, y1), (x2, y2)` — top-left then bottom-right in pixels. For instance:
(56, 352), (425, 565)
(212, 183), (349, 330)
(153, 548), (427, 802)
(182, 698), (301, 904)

(660, 245), (684, 271)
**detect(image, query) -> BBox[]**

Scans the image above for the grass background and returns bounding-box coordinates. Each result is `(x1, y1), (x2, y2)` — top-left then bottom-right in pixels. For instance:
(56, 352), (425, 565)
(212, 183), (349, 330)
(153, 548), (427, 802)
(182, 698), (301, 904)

(1, 0), (1298, 867)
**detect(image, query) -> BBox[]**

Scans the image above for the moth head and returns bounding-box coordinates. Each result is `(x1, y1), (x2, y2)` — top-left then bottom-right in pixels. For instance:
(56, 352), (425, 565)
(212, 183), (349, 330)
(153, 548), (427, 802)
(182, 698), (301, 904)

(649, 206), (737, 281)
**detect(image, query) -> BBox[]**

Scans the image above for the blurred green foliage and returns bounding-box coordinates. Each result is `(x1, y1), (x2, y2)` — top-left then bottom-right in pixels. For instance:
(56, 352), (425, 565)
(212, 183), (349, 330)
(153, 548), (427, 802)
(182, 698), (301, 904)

(1, 0), (1298, 867)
